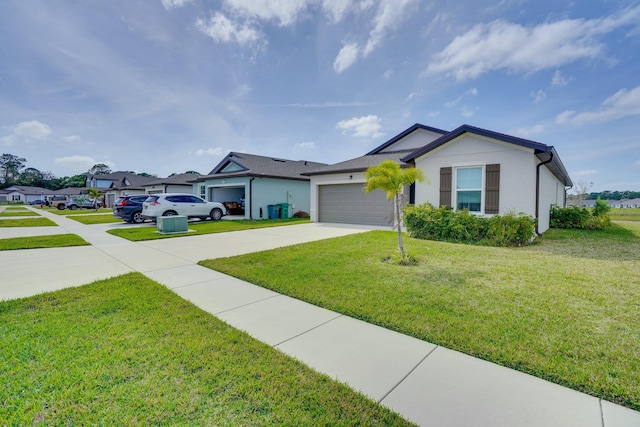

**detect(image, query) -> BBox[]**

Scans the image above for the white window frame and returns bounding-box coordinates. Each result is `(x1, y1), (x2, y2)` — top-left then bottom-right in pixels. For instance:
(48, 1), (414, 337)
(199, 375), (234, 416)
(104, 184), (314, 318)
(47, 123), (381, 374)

(453, 164), (485, 214)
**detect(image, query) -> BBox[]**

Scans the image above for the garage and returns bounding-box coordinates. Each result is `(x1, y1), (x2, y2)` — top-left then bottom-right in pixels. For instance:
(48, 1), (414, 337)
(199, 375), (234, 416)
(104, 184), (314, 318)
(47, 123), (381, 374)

(318, 183), (393, 226)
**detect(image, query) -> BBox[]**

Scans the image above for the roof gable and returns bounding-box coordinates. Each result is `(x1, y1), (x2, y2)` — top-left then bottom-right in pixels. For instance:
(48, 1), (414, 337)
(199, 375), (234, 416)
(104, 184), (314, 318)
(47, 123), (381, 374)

(367, 123), (448, 155)
(198, 152), (327, 182)
(402, 124), (572, 186)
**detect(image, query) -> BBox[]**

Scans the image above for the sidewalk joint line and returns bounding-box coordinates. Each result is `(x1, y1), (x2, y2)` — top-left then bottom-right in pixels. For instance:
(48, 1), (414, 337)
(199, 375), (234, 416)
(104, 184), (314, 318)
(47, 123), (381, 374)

(273, 314), (343, 348)
(377, 345), (439, 404)
(212, 294), (283, 315)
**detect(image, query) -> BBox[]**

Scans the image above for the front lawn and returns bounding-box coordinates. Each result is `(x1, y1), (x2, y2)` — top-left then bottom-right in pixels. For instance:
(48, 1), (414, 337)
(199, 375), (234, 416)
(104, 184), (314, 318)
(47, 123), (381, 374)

(108, 218), (310, 241)
(0, 273), (411, 426)
(0, 234), (89, 251)
(609, 208), (640, 221)
(68, 214), (123, 225)
(42, 207), (113, 215)
(0, 217), (57, 227)
(0, 211), (39, 217)
(201, 221), (640, 410)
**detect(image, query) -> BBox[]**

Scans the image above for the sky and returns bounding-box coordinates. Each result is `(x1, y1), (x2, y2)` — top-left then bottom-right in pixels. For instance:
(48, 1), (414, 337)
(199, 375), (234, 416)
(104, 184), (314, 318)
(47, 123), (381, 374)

(1, 0), (639, 193)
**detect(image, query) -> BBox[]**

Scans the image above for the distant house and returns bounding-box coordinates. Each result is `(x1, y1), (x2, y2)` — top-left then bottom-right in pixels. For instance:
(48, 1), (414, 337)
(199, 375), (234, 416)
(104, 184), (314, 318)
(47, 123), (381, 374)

(305, 123), (572, 234)
(86, 171), (157, 207)
(0, 185), (54, 204)
(142, 173), (201, 195)
(191, 152), (326, 219)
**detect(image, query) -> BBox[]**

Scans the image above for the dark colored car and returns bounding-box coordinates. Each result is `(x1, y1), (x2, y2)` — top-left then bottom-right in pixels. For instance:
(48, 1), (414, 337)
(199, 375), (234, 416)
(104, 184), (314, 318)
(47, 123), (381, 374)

(113, 195), (150, 223)
(29, 199), (47, 206)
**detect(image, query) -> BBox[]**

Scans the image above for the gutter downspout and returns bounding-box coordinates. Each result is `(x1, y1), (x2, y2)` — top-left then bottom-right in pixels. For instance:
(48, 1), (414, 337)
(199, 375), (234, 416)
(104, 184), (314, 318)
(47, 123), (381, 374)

(249, 177), (255, 220)
(535, 151), (554, 236)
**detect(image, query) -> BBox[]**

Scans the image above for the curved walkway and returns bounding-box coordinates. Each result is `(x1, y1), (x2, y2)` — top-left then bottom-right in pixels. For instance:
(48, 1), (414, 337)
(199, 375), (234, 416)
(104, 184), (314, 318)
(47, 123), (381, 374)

(1, 206), (639, 426)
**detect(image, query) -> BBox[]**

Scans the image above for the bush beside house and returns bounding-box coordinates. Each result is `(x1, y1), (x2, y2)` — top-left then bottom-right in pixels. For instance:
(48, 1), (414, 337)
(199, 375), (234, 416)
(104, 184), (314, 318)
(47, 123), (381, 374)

(550, 198), (611, 230)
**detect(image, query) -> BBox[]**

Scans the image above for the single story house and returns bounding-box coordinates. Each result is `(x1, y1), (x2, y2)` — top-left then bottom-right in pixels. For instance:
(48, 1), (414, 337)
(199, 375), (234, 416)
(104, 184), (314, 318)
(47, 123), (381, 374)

(87, 171), (157, 207)
(191, 152), (326, 219)
(142, 173), (201, 195)
(305, 123), (572, 234)
(0, 185), (54, 204)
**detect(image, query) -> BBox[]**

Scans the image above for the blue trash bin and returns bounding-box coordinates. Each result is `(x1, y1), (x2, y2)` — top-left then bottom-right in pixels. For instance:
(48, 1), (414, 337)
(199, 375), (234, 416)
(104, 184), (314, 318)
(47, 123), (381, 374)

(267, 204), (280, 219)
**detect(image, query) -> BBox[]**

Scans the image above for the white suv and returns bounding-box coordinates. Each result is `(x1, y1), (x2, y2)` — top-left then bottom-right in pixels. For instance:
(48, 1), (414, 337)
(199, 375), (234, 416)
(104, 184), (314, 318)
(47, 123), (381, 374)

(142, 194), (227, 221)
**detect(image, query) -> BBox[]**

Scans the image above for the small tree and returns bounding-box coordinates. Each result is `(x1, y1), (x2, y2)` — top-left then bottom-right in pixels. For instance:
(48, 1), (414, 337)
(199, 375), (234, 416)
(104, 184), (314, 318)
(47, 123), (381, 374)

(365, 160), (425, 258)
(86, 188), (101, 210)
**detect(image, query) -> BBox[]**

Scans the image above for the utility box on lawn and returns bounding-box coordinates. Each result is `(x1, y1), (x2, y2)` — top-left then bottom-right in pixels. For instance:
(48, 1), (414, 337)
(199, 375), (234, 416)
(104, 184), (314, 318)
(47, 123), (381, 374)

(157, 216), (188, 233)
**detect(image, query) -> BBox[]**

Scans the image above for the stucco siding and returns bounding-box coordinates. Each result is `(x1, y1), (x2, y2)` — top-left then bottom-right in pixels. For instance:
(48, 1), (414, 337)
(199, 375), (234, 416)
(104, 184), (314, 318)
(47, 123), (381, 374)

(413, 135), (537, 216)
(537, 165), (565, 233)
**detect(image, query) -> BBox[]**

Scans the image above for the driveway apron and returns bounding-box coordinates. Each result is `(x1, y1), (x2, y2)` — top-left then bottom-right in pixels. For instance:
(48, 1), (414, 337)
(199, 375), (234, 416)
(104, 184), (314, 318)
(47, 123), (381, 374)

(1, 207), (639, 427)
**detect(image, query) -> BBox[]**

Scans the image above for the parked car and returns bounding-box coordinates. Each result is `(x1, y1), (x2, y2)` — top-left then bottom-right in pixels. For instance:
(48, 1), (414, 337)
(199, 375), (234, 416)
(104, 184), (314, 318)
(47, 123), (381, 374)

(48, 195), (68, 210)
(142, 194), (227, 221)
(113, 195), (150, 223)
(28, 199), (46, 206)
(65, 198), (97, 210)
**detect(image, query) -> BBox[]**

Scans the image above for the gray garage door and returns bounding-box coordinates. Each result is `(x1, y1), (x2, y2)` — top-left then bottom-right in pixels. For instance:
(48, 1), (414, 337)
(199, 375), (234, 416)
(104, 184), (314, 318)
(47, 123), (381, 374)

(318, 183), (393, 226)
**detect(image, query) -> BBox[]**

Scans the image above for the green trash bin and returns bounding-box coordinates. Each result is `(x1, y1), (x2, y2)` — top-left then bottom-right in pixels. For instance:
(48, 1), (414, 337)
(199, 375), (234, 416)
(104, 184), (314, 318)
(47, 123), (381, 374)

(279, 203), (290, 218)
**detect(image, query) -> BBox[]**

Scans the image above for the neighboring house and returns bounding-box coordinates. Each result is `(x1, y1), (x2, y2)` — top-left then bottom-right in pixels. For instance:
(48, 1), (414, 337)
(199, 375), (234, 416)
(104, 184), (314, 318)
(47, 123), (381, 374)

(143, 173), (201, 195)
(304, 124), (448, 226)
(0, 185), (55, 204)
(191, 152), (326, 219)
(306, 123), (572, 234)
(86, 171), (157, 207)
(611, 198), (640, 208)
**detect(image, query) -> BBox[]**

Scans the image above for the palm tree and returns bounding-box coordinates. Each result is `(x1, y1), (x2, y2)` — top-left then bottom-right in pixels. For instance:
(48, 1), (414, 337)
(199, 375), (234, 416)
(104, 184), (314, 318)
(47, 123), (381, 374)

(365, 160), (425, 258)
(86, 188), (101, 210)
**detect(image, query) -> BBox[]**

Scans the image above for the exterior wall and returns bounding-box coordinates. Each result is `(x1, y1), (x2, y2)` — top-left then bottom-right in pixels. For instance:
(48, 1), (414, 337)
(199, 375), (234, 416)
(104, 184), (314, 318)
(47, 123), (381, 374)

(309, 172), (367, 222)
(144, 184), (193, 194)
(413, 135), (538, 217)
(200, 176), (310, 219)
(104, 189), (146, 207)
(537, 164), (566, 233)
(380, 129), (444, 152)
(413, 134), (568, 233)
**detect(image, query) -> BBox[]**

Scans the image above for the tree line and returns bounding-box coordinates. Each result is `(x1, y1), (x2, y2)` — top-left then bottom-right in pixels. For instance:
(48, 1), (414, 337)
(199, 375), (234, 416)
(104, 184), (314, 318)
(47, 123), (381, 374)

(0, 153), (154, 190)
(585, 190), (640, 200)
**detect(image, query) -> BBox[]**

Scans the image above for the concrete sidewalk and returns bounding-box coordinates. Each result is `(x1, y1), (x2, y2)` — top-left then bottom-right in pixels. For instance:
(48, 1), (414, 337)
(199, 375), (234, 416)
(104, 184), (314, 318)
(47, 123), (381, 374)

(1, 206), (639, 426)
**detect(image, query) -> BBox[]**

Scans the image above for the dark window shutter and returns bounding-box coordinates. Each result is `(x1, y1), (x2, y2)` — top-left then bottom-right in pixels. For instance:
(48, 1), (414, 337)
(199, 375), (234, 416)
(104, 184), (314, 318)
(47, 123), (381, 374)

(485, 164), (500, 214)
(440, 167), (452, 209)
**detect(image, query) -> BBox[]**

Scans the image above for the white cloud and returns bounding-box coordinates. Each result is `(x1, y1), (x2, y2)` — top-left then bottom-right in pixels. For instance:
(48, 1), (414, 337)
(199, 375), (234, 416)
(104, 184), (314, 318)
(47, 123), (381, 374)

(445, 97), (461, 108)
(296, 142), (315, 149)
(363, 0), (419, 57)
(460, 106), (476, 117)
(556, 86), (640, 125)
(532, 90), (546, 103)
(336, 114), (383, 138)
(196, 12), (265, 49)
(551, 70), (572, 87)
(196, 147), (224, 156)
(14, 120), (52, 139)
(515, 123), (545, 137)
(333, 42), (360, 73)
(383, 69), (394, 79)
(1, 120), (52, 146)
(424, 6), (640, 81)
(55, 156), (114, 171)
(222, 0), (309, 27)
(467, 88), (478, 96)
(64, 135), (81, 142)
(161, 0), (192, 10)
(322, 0), (354, 23)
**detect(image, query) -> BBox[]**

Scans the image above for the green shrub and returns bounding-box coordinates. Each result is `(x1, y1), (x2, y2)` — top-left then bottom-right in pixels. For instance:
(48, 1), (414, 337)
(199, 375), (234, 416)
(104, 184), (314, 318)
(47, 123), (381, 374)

(403, 203), (536, 247)
(550, 198), (611, 230)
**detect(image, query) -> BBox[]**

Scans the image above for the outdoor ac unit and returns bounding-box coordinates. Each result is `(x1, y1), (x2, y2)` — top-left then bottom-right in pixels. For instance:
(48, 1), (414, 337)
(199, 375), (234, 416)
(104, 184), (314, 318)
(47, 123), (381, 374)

(157, 216), (188, 233)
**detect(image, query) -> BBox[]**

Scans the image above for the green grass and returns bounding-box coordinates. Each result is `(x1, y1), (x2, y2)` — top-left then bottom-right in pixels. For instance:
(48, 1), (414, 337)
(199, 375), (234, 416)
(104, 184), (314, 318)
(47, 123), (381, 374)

(0, 211), (39, 217)
(0, 273), (412, 426)
(68, 214), (123, 224)
(609, 208), (640, 221)
(43, 207), (113, 215)
(0, 234), (89, 251)
(0, 217), (57, 227)
(200, 221), (640, 410)
(108, 218), (310, 241)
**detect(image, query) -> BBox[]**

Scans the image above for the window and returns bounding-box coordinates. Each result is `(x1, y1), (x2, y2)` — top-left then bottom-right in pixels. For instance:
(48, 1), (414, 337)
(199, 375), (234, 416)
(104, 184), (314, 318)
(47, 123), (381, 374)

(456, 167), (482, 212)
(200, 185), (206, 198)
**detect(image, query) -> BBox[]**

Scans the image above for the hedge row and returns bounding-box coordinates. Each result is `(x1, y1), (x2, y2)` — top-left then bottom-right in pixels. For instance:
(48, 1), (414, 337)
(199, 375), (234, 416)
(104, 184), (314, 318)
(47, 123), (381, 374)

(403, 203), (536, 247)
(550, 199), (611, 230)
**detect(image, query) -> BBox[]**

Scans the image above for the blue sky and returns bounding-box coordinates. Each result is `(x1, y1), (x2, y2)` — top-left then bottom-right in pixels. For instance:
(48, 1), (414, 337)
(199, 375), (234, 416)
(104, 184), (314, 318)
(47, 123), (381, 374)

(1, 0), (639, 192)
